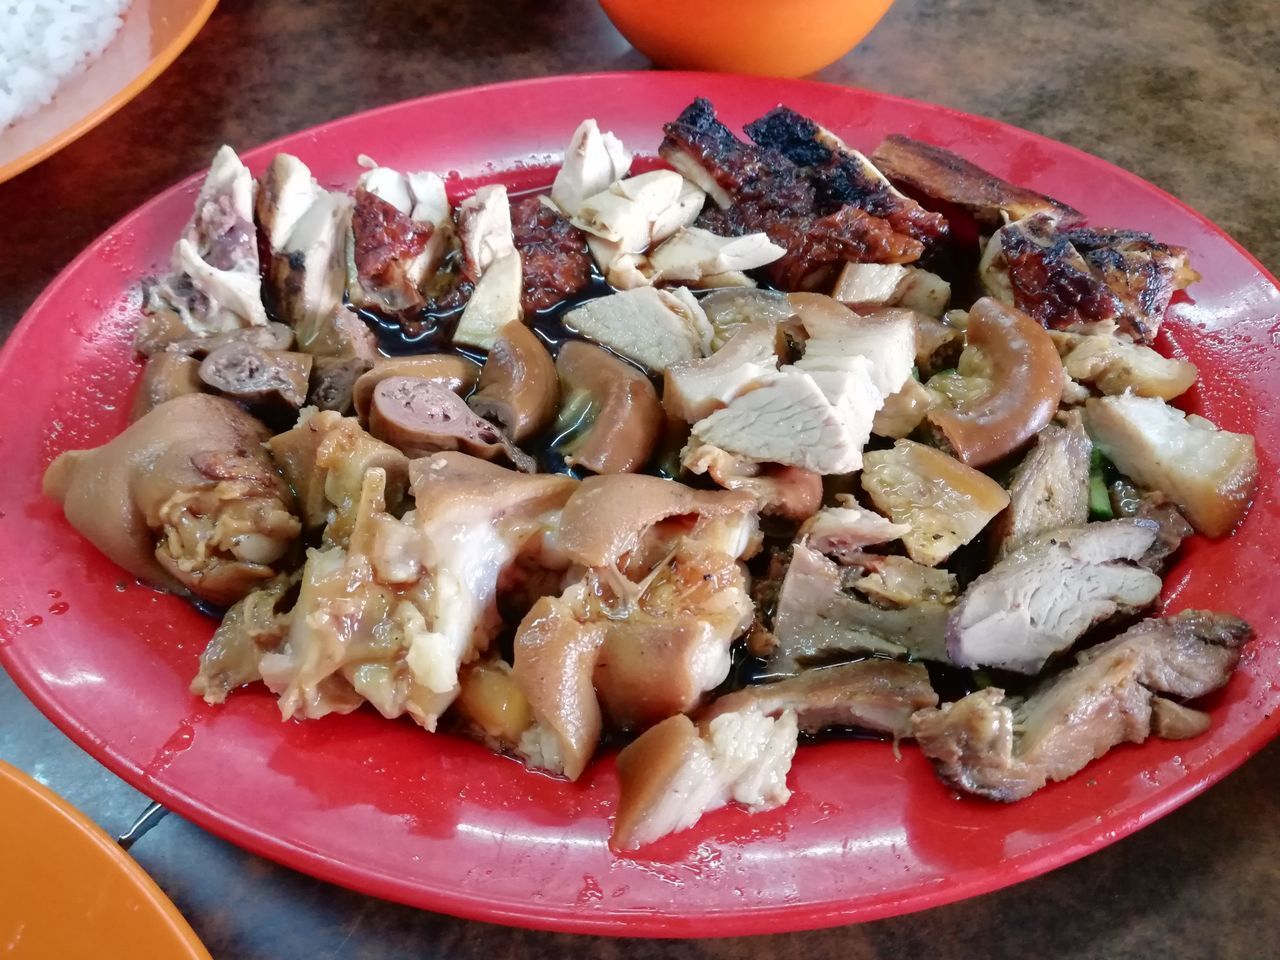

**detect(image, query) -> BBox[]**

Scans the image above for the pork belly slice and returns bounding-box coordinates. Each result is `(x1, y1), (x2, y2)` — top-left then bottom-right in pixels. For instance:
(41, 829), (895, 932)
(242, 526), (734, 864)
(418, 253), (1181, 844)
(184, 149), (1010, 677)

(948, 520), (1163, 674)
(870, 134), (1083, 226)
(550, 118), (633, 218)
(991, 411), (1093, 558)
(663, 320), (780, 423)
(914, 611), (1252, 801)
(564, 286), (712, 373)
(745, 106), (949, 245)
(706, 659), (938, 739)
(611, 709), (798, 851)
(140, 146), (268, 350)
(1050, 323), (1198, 401)
(1084, 394), (1257, 538)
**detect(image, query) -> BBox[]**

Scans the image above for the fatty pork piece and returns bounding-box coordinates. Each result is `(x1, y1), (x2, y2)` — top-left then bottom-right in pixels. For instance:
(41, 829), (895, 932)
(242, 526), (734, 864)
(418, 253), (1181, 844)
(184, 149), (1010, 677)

(551, 475), (760, 731)
(511, 196), (594, 312)
(948, 520), (1163, 674)
(832, 262), (951, 318)
(1050, 321), (1198, 401)
(348, 164), (450, 311)
(1084, 394), (1257, 538)
(405, 453), (578, 722)
(706, 660), (939, 739)
(798, 495), (911, 563)
(550, 118), (633, 218)
(139, 146), (267, 351)
(661, 98), (923, 290)
(366, 376), (535, 471)
(914, 611), (1252, 801)
(990, 411), (1093, 558)
(191, 573), (295, 703)
(682, 445), (824, 522)
(788, 293), (916, 400)
(43, 394), (300, 605)
(766, 544), (952, 673)
(564, 286), (712, 373)
(582, 177), (706, 290)
(662, 320), (780, 423)
(980, 214), (1197, 342)
(861, 440), (1010, 567)
(612, 709), (799, 851)
(266, 407), (409, 541)
(744, 106), (949, 246)
(869, 134), (1083, 227)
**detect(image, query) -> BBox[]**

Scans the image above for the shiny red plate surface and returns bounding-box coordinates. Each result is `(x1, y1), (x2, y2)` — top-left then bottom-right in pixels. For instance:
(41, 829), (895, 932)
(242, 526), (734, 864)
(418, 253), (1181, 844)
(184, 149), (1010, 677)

(0, 73), (1277, 937)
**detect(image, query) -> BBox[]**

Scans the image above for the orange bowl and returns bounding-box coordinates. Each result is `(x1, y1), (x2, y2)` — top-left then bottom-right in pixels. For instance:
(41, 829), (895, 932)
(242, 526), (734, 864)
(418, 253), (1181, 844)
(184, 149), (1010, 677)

(598, 0), (896, 77)
(0, 0), (219, 185)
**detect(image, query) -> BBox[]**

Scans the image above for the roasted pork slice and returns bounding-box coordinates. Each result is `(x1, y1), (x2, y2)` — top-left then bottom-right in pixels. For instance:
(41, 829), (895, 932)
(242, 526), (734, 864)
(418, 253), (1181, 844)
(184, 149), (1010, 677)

(265, 408), (409, 540)
(991, 412), (1093, 558)
(453, 251), (523, 350)
(682, 445), (824, 522)
(767, 544), (951, 673)
(861, 440), (1010, 567)
(44, 394), (300, 605)
(798, 495), (911, 562)
(139, 147), (267, 350)
(832, 262), (951, 318)
(511, 595), (606, 780)
(348, 165), (450, 312)
(550, 118), (633, 218)
(948, 519), (1163, 674)
(1084, 394), (1257, 537)
(647, 227), (785, 285)
(662, 320), (780, 423)
(511, 196), (593, 311)
(611, 709), (798, 851)
(269, 188), (352, 345)
(706, 659), (939, 738)
(914, 611), (1252, 801)
(1050, 322), (1198, 400)
(744, 106), (949, 245)
(870, 134), (1083, 226)
(660, 97), (793, 210)
(564, 286), (712, 373)
(555, 340), (663, 474)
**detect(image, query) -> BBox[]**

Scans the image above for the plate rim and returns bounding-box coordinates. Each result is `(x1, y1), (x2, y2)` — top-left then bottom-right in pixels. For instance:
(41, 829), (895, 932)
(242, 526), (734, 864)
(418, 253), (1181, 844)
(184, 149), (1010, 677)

(2, 71), (1278, 937)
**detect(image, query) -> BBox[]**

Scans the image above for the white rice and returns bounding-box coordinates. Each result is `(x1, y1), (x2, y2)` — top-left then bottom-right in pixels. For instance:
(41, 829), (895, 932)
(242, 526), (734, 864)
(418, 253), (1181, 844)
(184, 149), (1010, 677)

(0, 0), (131, 131)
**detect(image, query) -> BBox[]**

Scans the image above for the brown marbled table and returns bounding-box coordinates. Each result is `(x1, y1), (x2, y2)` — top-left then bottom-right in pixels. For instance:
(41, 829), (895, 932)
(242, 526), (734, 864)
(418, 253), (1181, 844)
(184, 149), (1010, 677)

(1, 1), (1278, 956)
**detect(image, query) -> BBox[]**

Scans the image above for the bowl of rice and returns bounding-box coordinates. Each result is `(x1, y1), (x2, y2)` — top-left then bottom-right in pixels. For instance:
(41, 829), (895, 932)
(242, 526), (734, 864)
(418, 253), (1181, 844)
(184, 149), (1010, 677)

(0, 0), (219, 184)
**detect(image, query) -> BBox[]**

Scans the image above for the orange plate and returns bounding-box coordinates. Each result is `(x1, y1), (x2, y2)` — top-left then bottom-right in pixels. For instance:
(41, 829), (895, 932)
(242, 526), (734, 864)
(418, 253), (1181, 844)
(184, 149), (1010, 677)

(0, 0), (220, 185)
(0, 760), (210, 959)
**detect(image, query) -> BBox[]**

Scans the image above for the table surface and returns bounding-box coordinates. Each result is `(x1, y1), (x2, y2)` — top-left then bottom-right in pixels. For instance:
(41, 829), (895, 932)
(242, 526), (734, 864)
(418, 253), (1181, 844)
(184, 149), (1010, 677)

(2, 0), (1278, 956)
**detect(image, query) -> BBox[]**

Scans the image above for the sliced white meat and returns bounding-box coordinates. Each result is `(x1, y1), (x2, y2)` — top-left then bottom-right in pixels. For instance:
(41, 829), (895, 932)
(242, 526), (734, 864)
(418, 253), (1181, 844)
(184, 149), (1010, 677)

(272, 189), (352, 342)
(662, 320), (779, 422)
(648, 227), (784, 284)
(456, 184), (515, 278)
(832, 262), (951, 318)
(453, 251), (523, 350)
(791, 295), (916, 400)
(257, 153), (324, 255)
(564, 286), (712, 373)
(551, 119), (633, 218)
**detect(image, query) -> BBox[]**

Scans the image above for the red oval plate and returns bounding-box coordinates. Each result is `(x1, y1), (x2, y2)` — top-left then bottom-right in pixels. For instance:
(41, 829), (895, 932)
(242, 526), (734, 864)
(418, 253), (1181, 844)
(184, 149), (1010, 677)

(1, 73), (1277, 937)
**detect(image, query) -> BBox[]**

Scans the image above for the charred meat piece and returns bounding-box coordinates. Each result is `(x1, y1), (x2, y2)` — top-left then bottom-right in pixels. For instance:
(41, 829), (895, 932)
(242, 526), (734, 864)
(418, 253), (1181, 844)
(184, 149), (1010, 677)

(706, 659), (938, 738)
(510, 196), (594, 312)
(914, 611), (1252, 801)
(870, 134), (1083, 226)
(350, 187), (435, 311)
(947, 519), (1163, 674)
(745, 106), (948, 245)
(991, 411), (1093, 558)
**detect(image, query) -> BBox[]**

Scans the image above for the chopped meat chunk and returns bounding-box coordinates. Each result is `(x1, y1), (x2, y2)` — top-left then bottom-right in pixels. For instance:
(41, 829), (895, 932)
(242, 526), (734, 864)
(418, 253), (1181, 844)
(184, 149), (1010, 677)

(1050, 322), (1198, 400)
(914, 611), (1251, 800)
(832, 262), (951, 317)
(550, 118), (633, 218)
(662, 320), (779, 423)
(510, 196), (593, 312)
(798, 495), (911, 562)
(564, 286), (712, 373)
(991, 411), (1093, 558)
